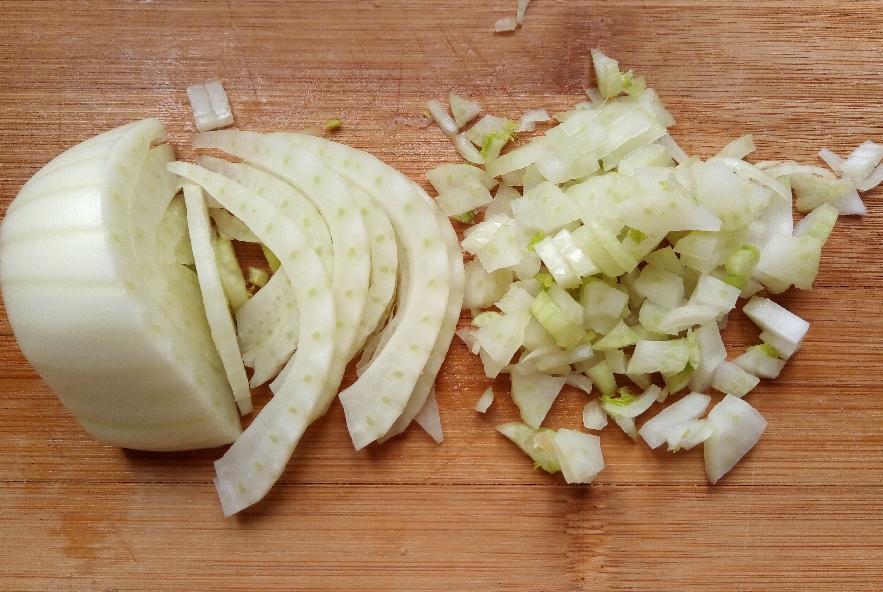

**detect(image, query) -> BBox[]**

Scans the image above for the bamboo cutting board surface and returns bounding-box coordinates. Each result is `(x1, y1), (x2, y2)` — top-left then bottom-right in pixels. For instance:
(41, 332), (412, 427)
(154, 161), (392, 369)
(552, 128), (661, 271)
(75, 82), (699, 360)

(2, 1), (883, 590)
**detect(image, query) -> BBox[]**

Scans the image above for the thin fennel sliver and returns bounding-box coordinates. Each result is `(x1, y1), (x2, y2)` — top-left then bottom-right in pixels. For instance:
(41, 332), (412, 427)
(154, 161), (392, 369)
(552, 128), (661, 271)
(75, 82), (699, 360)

(168, 161), (337, 516)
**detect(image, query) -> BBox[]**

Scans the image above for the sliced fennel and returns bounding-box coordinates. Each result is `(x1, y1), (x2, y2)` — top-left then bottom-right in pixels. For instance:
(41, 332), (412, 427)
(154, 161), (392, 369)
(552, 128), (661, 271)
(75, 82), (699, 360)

(0, 119), (242, 450)
(182, 183), (252, 415)
(278, 132), (459, 450)
(167, 161), (337, 516)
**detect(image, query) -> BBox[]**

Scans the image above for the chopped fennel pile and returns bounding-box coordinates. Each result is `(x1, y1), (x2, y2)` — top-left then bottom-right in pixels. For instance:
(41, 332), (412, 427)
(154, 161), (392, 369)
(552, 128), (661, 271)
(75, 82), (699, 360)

(427, 49), (881, 484)
(0, 112), (464, 516)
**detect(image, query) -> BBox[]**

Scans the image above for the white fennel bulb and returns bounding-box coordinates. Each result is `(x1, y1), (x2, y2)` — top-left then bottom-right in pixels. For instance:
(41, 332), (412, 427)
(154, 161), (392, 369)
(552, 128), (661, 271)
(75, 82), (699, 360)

(0, 119), (242, 450)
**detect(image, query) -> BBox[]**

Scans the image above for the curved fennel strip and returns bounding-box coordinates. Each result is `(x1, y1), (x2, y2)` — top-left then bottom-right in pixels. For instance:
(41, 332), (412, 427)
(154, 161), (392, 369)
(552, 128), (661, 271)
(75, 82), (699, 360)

(168, 161), (337, 516)
(281, 132), (454, 450)
(196, 155), (333, 275)
(235, 268), (301, 387)
(0, 119), (241, 451)
(342, 183), (399, 352)
(193, 131), (370, 372)
(182, 183), (252, 415)
(379, 183), (465, 442)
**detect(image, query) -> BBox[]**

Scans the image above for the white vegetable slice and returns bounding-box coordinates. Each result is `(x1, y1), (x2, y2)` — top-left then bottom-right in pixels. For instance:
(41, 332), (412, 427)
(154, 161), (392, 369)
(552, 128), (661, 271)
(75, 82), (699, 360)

(582, 400), (608, 430)
(551, 428), (604, 484)
(704, 394), (767, 484)
(187, 79), (234, 133)
(167, 161), (337, 516)
(193, 131), (370, 370)
(413, 386), (443, 444)
(476, 387), (495, 413)
(279, 132), (458, 450)
(638, 391), (711, 449)
(182, 183), (252, 415)
(195, 155), (334, 275)
(0, 119), (242, 450)
(378, 183), (465, 441)
(511, 371), (567, 429)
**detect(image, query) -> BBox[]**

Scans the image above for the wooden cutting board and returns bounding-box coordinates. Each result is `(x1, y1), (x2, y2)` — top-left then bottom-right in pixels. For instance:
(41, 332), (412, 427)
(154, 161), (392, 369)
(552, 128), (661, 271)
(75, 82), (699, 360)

(2, 1), (883, 590)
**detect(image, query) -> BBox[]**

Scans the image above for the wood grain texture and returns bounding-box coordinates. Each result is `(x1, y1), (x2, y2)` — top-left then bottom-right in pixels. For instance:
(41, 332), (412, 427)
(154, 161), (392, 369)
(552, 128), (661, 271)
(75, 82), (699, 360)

(1, 1), (883, 590)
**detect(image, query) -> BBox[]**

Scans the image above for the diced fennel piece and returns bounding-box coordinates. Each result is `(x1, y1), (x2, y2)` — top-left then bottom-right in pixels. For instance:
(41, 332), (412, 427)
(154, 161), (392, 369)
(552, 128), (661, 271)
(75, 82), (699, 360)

(534, 236), (581, 289)
(839, 140), (883, 184)
(461, 214), (508, 254)
(794, 203), (839, 242)
(476, 387), (495, 413)
(789, 172), (865, 215)
(691, 160), (772, 232)
(426, 162), (497, 194)
(612, 414), (638, 440)
(475, 306), (532, 367)
(511, 181), (582, 233)
(585, 359), (617, 397)
(657, 304), (719, 335)
(581, 279), (630, 334)
(413, 387), (443, 444)
(639, 392), (711, 449)
(592, 320), (639, 351)
(167, 163), (337, 516)
(608, 169), (722, 236)
(601, 384), (660, 419)
(210, 233), (250, 310)
(530, 289), (586, 349)
(552, 429), (604, 484)
(553, 227), (602, 277)
(486, 136), (550, 178)
(435, 174), (494, 217)
(673, 231), (730, 274)
(733, 344), (786, 379)
(714, 134), (756, 160)
(666, 418), (714, 451)
(0, 119), (242, 451)
(689, 273), (741, 313)
(688, 322), (727, 393)
(583, 400), (608, 430)
(194, 131), (370, 368)
(279, 133), (458, 450)
(723, 245), (761, 289)
(518, 109), (551, 132)
(463, 259), (513, 310)
(183, 184), (252, 415)
(427, 98), (457, 138)
(704, 395), (767, 484)
(591, 48), (624, 99)
(187, 79), (234, 132)
(476, 218), (527, 273)
(711, 360), (760, 399)
(566, 370), (595, 395)
(454, 132), (487, 165)
(759, 329), (800, 361)
(631, 264), (685, 309)
(449, 93), (482, 128)
(627, 339), (691, 376)
(466, 114), (519, 161)
(485, 183), (520, 218)
(754, 234), (822, 292)
(743, 296), (810, 348)
(604, 349), (626, 374)
(496, 423), (561, 474)
(617, 143), (673, 175)
(511, 371), (568, 429)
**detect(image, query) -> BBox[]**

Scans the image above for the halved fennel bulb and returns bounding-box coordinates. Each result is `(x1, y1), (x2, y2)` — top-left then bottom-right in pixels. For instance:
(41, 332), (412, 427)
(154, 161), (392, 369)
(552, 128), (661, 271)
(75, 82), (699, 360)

(0, 119), (241, 450)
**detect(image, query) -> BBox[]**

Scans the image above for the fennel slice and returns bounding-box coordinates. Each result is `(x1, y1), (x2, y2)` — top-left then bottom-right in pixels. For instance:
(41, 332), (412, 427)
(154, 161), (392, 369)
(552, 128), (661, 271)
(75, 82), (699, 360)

(182, 183), (252, 416)
(167, 161), (337, 516)
(278, 132), (453, 450)
(194, 131), (370, 376)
